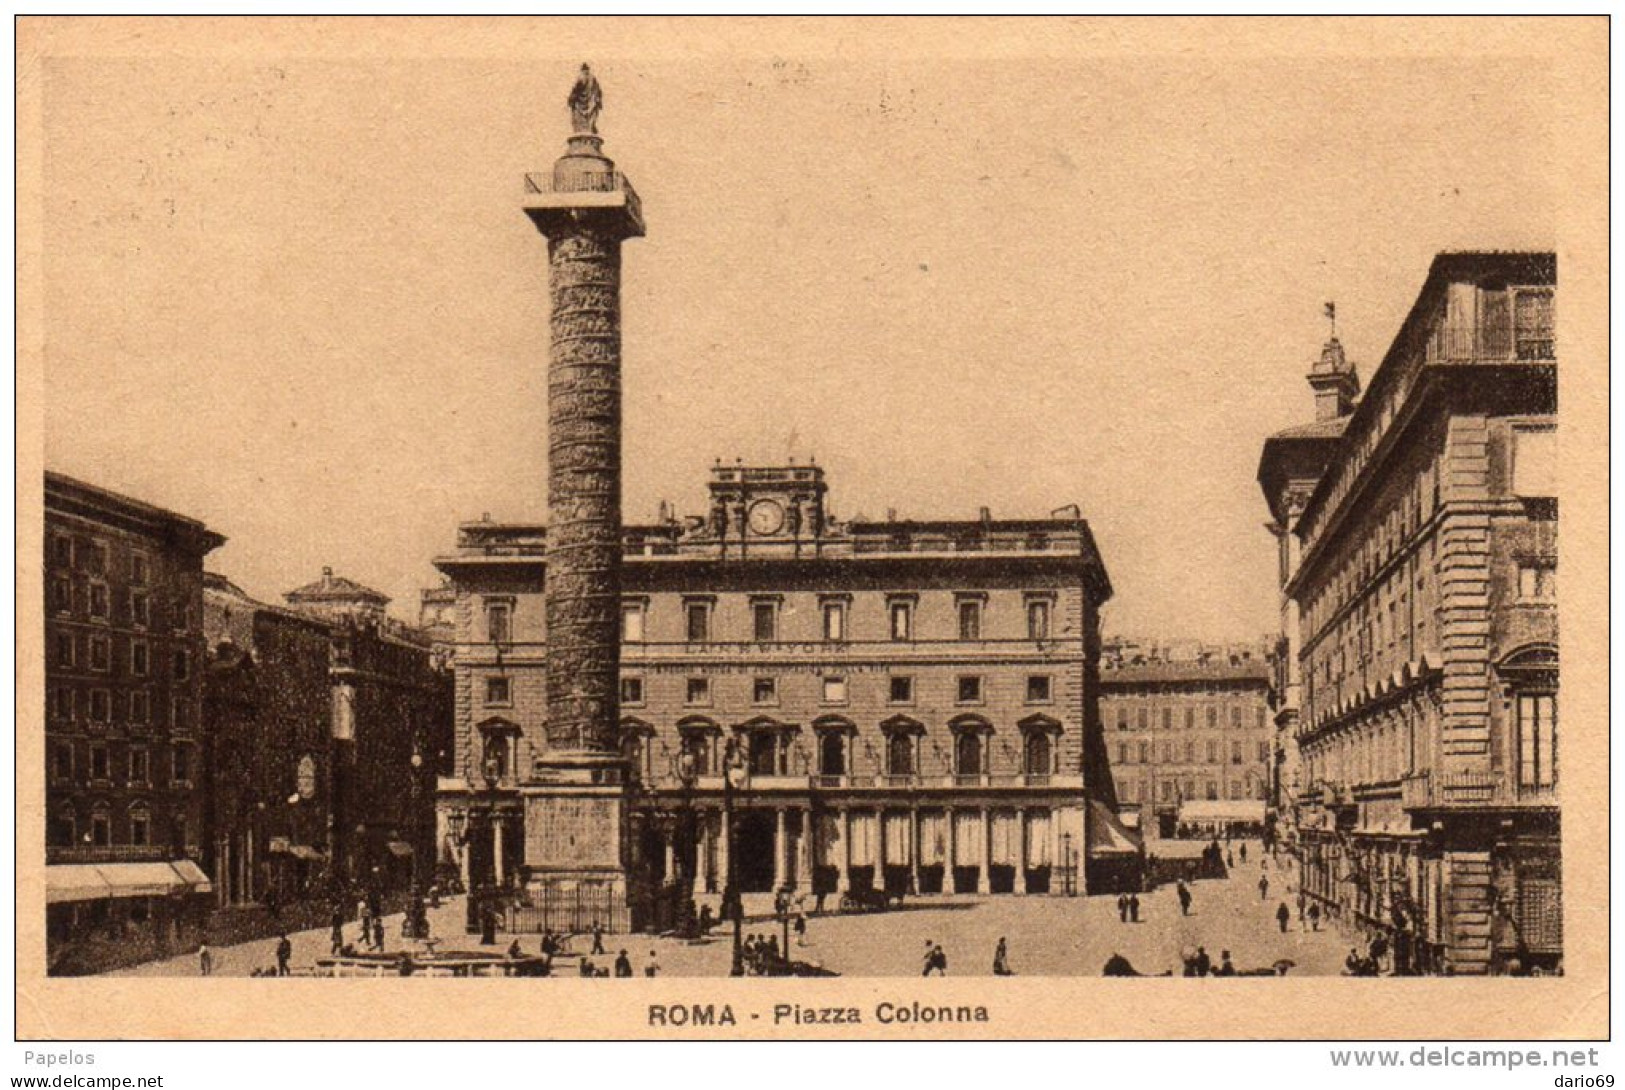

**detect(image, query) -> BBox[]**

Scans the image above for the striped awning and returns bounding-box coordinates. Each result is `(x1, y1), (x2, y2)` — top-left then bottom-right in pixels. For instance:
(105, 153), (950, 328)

(47, 860), (213, 904)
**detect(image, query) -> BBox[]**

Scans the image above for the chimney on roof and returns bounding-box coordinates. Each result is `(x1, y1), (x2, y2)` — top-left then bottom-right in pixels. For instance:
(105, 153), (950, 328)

(886, 507), (897, 522)
(979, 506), (992, 522)
(322, 566), (333, 581)
(1307, 336), (1361, 422)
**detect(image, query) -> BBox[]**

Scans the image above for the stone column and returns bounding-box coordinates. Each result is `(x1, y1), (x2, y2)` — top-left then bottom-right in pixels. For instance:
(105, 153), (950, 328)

(796, 809), (810, 891)
(697, 812), (713, 893)
(909, 808), (921, 894)
(773, 808), (788, 890)
(874, 809), (888, 892)
(945, 807), (958, 894)
(663, 830), (676, 884)
(836, 807), (851, 892)
(716, 807), (730, 892)
(1015, 810), (1029, 894)
(493, 818), (506, 888)
(977, 808), (991, 894)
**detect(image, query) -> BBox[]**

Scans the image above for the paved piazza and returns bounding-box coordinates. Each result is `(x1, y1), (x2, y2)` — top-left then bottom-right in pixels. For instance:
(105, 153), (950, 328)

(113, 845), (1350, 979)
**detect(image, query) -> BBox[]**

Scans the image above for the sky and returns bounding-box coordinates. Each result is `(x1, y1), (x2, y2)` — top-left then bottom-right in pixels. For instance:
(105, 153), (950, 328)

(39, 42), (1555, 642)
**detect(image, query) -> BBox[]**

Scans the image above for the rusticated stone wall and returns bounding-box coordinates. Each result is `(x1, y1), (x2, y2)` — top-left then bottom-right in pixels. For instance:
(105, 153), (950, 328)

(545, 224), (623, 755)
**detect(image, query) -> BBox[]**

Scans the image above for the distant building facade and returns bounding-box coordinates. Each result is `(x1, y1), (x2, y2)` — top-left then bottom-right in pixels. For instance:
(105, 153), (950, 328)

(435, 463), (1122, 921)
(1262, 251), (1559, 975)
(203, 570), (454, 917)
(44, 472), (223, 974)
(1099, 639), (1273, 838)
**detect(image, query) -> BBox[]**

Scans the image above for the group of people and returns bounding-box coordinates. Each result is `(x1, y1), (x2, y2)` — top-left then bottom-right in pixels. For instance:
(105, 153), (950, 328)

(577, 948), (660, 978)
(1180, 945), (1238, 976)
(740, 932), (788, 975)
(1344, 935), (1389, 977)
(1115, 892), (1144, 922)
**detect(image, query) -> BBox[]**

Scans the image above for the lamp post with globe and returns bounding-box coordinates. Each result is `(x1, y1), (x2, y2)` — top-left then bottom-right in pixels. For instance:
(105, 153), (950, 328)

(722, 737), (748, 976)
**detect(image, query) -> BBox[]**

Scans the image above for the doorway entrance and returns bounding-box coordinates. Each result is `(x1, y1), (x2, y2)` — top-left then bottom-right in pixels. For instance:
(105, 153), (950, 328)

(736, 810), (777, 892)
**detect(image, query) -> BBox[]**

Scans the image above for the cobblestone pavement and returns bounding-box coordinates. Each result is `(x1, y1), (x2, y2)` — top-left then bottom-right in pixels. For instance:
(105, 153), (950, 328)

(112, 843), (1352, 978)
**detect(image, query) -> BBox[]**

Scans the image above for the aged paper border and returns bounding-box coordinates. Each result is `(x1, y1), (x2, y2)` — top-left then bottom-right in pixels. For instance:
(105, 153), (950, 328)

(13, 15), (1609, 1040)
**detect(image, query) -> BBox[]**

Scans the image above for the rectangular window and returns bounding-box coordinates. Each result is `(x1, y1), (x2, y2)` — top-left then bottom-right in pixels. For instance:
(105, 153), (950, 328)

(51, 686), (73, 720)
(1138, 742), (1150, 763)
(888, 600), (913, 641)
(1207, 707), (1218, 729)
(172, 744), (192, 783)
(957, 599), (982, 641)
(752, 600), (778, 643)
(1117, 711), (1129, 731)
(485, 602), (512, 644)
(1258, 740), (1270, 762)
(173, 648), (190, 681)
(131, 591), (150, 628)
(90, 744), (109, 781)
(1026, 675), (1051, 703)
(1231, 706), (1242, 729)
(620, 602), (645, 643)
(1231, 740), (1243, 765)
(88, 582), (109, 620)
(620, 676), (644, 706)
(52, 742), (73, 782)
(888, 675), (913, 704)
(1161, 708), (1172, 730)
(821, 600), (846, 642)
(1519, 563), (1556, 601)
(130, 810), (150, 847)
(685, 677), (711, 706)
(88, 689), (110, 723)
(50, 534), (72, 569)
(129, 748), (149, 785)
(55, 631), (74, 668)
(129, 689), (149, 724)
(89, 636), (110, 672)
(131, 640), (149, 677)
(49, 575), (71, 613)
(1207, 739), (1218, 763)
(1184, 707), (1195, 730)
(1136, 708), (1148, 731)
(172, 696), (189, 731)
(1184, 740), (1195, 763)
(1118, 742), (1129, 765)
(83, 540), (107, 575)
(130, 552), (150, 586)
(1514, 288), (1555, 360)
(685, 601), (711, 643)
(753, 677), (777, 705)
(1517, 693), (1557, 788)
(822, 676), (848, 705)
(957, 675), (983, 704)
(485, 676), (511, 705)
(1026, 599), (1052, 641)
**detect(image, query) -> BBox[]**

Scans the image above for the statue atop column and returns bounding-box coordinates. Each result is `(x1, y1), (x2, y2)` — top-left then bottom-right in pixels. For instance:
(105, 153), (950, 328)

(568, 63), (603, 134)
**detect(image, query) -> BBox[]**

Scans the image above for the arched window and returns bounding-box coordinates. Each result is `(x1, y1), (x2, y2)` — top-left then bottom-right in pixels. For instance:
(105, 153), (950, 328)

(955, 731), (983, 776)
(819, 731), (846, 777)
(48, 805), (75, 847)
(1024, 732), (1052, 776)
(887, 732), (915, 777)
(482, 732), (509, 782)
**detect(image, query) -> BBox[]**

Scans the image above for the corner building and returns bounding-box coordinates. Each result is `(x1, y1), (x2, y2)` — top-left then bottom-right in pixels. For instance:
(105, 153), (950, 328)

(436, 464), (1115, 921)
(1262, 252), (1559, 975)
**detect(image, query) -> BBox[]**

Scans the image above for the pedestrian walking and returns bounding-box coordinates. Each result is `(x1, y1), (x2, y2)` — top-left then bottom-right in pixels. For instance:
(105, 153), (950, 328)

(1307, 901), (1321, 931)
(275, 933), (292, 976)
(1239, 843), (1247, 864)
(1194, 946), (1212, 976)
(1177, 881), (1192, 916)
(993, 937), (1013, 976)
(1129, 893), (1141, 922)
(645, 950), (660, 977)
(1276, 902), (1290, 933)
(198, 943), (213, 977)
(614, 949), (633, 977)
(591, 921), (606, 956)
(1258, 874), (1270, 901)
(794, 912), (808, 947)
(1117, 893), (1128, 922)
(330, 919), (344, 956)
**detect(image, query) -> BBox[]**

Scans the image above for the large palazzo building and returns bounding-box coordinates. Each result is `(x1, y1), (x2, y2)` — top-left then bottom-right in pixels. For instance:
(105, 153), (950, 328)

(435, 463), (1120, 922)
(1259, 251), (1559, 975)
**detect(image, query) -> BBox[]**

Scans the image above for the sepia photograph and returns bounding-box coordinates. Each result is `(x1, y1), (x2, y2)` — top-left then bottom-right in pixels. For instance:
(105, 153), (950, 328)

(13, 15), (1608, 1044)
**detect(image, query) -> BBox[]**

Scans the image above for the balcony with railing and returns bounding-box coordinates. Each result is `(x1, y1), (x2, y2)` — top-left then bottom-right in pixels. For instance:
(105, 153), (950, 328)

(48, 844), (173, 865)
(1400, 770), (1558, 809)
(523, 169), (643, 232)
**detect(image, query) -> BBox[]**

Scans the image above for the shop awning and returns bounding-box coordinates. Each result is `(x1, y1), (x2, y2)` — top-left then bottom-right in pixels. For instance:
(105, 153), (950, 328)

(1178, 800), (1267, 824)
(46, 861), (214, 904)
(386, 841), (414, 858)
(1086, 799), (1143, 856)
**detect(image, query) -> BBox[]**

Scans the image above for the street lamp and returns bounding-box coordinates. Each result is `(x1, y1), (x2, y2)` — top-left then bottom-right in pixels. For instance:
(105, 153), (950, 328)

(722, 738), (747, 976)
(1060, 831), (1074, 897)
(410, 749), (425, 896)
(675, 749), (698, 938)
